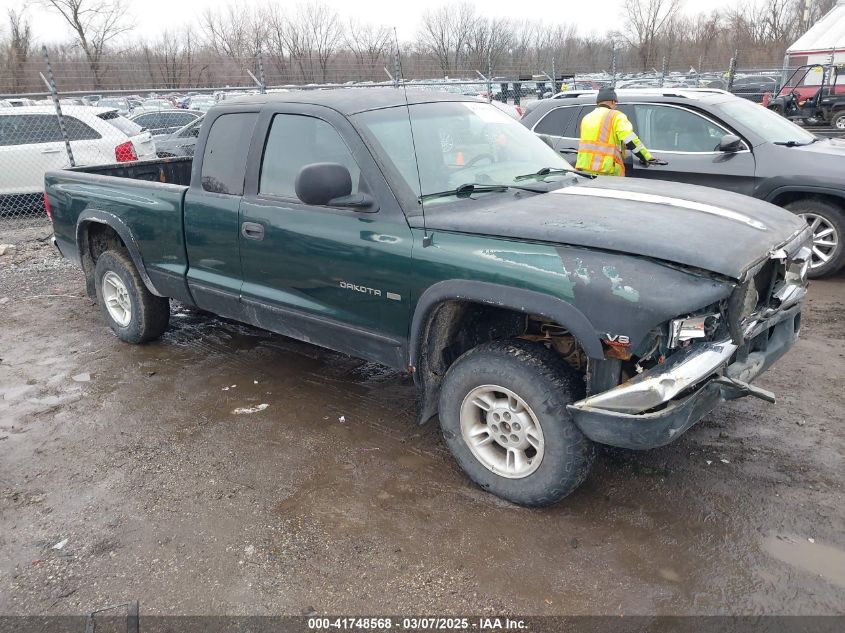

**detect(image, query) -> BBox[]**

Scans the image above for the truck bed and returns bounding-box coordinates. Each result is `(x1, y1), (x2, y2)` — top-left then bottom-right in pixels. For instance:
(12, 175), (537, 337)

(46, 157), (193, 302)
(68, 156), (193, 186)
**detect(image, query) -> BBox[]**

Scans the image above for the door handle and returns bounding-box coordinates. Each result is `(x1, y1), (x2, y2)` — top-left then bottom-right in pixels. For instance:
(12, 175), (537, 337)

(241, 222), (264, 240)
(559, 149), (578, 155)
(41, 148), (63, 154)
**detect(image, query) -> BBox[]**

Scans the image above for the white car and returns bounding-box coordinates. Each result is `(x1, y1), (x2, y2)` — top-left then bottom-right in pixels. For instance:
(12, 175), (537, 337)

(186, 96), (215, 112)
(0, 106), (156, 199)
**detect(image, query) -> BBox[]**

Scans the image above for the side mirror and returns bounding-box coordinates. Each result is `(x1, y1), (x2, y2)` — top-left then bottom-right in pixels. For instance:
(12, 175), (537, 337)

(295, 162), (354, 206)
(719, 134), (743, 153)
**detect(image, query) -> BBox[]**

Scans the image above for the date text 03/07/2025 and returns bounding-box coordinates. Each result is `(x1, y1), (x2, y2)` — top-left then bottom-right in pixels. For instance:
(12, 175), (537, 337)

(307, 616), (527, 630)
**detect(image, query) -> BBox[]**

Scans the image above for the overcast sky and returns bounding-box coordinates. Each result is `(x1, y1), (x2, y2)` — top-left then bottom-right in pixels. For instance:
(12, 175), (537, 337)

(2, 0), (741, 43)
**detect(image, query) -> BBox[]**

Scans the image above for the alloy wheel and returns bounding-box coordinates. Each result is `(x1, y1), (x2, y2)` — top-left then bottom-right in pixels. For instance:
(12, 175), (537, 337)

(102, 271), (132, 327)
(459, 384), (545, 479)
(800, 212), (839, 270)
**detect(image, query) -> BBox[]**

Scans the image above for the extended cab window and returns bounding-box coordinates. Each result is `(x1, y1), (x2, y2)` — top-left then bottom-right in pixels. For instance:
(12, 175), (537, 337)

(259, 114), (361, 200)
(634, 104), (729, 153)
(201, 113), (257, 194)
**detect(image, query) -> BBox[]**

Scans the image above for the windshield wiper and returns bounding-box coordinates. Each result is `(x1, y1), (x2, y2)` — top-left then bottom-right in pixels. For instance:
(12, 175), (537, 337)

(773, 139), (815, 147)
(419, 182), (547, 203)
(515, 167), (595, 181)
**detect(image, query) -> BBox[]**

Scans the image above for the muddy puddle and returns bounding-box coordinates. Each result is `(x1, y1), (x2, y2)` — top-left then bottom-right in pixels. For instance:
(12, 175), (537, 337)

(1, 264), (844, 615)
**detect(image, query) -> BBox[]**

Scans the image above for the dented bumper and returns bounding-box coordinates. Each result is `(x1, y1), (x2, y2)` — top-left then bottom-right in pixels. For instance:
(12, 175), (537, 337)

(567, 303), (802, 450)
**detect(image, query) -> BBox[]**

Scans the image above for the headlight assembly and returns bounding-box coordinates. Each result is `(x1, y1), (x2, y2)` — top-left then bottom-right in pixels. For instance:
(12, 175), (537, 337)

(668, 313), (721, 349)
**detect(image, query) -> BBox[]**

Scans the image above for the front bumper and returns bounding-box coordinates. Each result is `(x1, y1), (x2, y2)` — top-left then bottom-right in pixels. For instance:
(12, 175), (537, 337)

(567, 303), (802, 450)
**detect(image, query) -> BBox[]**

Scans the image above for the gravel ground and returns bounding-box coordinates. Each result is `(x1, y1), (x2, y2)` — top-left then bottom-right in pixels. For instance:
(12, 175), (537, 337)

(1, 222), (843, 617)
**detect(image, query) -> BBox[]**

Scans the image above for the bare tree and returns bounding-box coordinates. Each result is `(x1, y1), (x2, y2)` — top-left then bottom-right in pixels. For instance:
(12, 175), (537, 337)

(805, 0), (837, 28)
(3, 8), (33, 92)
(465, 17), (512, 71)
(685, 11), (722, 70)
(417, 6), (454, 73)
(760, 0), (799, 45)
(417, 3), (478, 75)
(140, 27), (203, 90)
(41, 0), (133, 89)
(345, 19), (391, 80)
(302, 1), (342, 82)
(620, 0), (683, 71)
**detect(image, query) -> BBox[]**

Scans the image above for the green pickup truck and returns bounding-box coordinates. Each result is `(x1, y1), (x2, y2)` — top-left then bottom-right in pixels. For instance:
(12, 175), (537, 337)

(46, 90), (812, 506)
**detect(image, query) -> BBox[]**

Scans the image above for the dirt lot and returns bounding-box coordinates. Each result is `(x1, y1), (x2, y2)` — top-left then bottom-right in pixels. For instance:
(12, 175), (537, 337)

(1, 223), (844, 617)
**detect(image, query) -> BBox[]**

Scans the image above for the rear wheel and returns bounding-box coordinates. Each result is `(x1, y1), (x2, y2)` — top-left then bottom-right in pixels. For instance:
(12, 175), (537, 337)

(438, 339), (593, 506)
(833, 110), (845, 131)
(94, 250), (170, 343)
(785, 198), (845, 277)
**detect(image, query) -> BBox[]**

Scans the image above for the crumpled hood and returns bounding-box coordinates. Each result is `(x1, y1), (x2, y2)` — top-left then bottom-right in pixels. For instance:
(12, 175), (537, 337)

(413, 177), (808, 278)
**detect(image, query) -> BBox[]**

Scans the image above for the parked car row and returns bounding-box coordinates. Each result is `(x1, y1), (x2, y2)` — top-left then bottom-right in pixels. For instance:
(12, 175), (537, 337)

(0, 105), (156, 213)
(521, 88), (845, 277)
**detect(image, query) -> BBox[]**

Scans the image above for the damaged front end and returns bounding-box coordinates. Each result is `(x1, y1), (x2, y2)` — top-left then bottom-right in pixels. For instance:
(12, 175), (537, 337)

(567, 232), (812, 450)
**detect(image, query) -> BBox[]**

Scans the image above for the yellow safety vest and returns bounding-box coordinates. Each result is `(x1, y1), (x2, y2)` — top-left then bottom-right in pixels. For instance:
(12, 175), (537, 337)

(575, 107), (650, 177)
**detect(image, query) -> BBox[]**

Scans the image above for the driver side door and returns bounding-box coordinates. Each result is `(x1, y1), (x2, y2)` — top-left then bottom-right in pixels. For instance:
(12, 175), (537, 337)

(627, 103), (757, 195)
(237, 107), (413, 366)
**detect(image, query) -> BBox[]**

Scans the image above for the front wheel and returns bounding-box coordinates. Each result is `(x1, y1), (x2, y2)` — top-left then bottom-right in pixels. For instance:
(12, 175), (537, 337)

(832, 110), (845, 131)
(785, 198), (845, 278)
(94, 250), (170, 343)
(438, 340), (593, 506)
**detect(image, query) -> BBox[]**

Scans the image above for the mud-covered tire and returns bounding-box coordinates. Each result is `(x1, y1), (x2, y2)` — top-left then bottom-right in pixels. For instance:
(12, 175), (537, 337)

(785, 198), (845, 278)
(438, 339), (594, 507)
(94, 250), (170, 344)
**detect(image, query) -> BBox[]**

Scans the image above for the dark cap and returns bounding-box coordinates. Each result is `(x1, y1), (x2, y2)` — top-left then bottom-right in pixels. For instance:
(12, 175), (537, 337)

(597, 87), (618, 103)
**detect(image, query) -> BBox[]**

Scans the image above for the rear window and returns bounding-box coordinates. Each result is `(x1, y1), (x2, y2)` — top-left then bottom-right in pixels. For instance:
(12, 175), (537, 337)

(98, 110), (142, 137)
(201, 112), (257, 195)
(62, 116), (101, 141)
(533, 106), (578, 136)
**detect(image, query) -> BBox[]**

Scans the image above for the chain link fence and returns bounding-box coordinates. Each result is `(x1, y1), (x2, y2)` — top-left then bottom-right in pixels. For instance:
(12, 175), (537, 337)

(0, 48), (831, 232)
(0, 97), (158, 228)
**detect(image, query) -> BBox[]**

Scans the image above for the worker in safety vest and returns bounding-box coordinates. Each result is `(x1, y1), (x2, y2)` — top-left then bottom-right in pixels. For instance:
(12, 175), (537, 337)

(576, 87), (658, 176)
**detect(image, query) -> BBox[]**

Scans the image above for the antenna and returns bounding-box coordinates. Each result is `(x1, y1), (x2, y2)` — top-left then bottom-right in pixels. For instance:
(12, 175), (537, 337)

(394, 27), (432, 248)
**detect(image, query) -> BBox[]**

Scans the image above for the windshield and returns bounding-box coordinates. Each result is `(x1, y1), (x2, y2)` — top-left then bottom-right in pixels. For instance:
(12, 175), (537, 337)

(353, 101), (573, 208)
(717, 98), (815, 145)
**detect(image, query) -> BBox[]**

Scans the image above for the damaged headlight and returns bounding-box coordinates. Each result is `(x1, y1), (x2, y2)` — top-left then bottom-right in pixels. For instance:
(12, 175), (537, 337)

(668, 313), (721, 349)
(727, 280), (759, 344)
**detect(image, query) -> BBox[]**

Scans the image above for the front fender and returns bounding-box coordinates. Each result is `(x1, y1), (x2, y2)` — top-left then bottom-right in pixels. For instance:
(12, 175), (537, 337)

(552, 247), (736, 352)
(409, 280), (605, 367)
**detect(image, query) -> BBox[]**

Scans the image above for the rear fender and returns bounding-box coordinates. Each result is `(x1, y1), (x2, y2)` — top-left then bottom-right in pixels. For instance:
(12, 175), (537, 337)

(76, 210), (163, 298)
